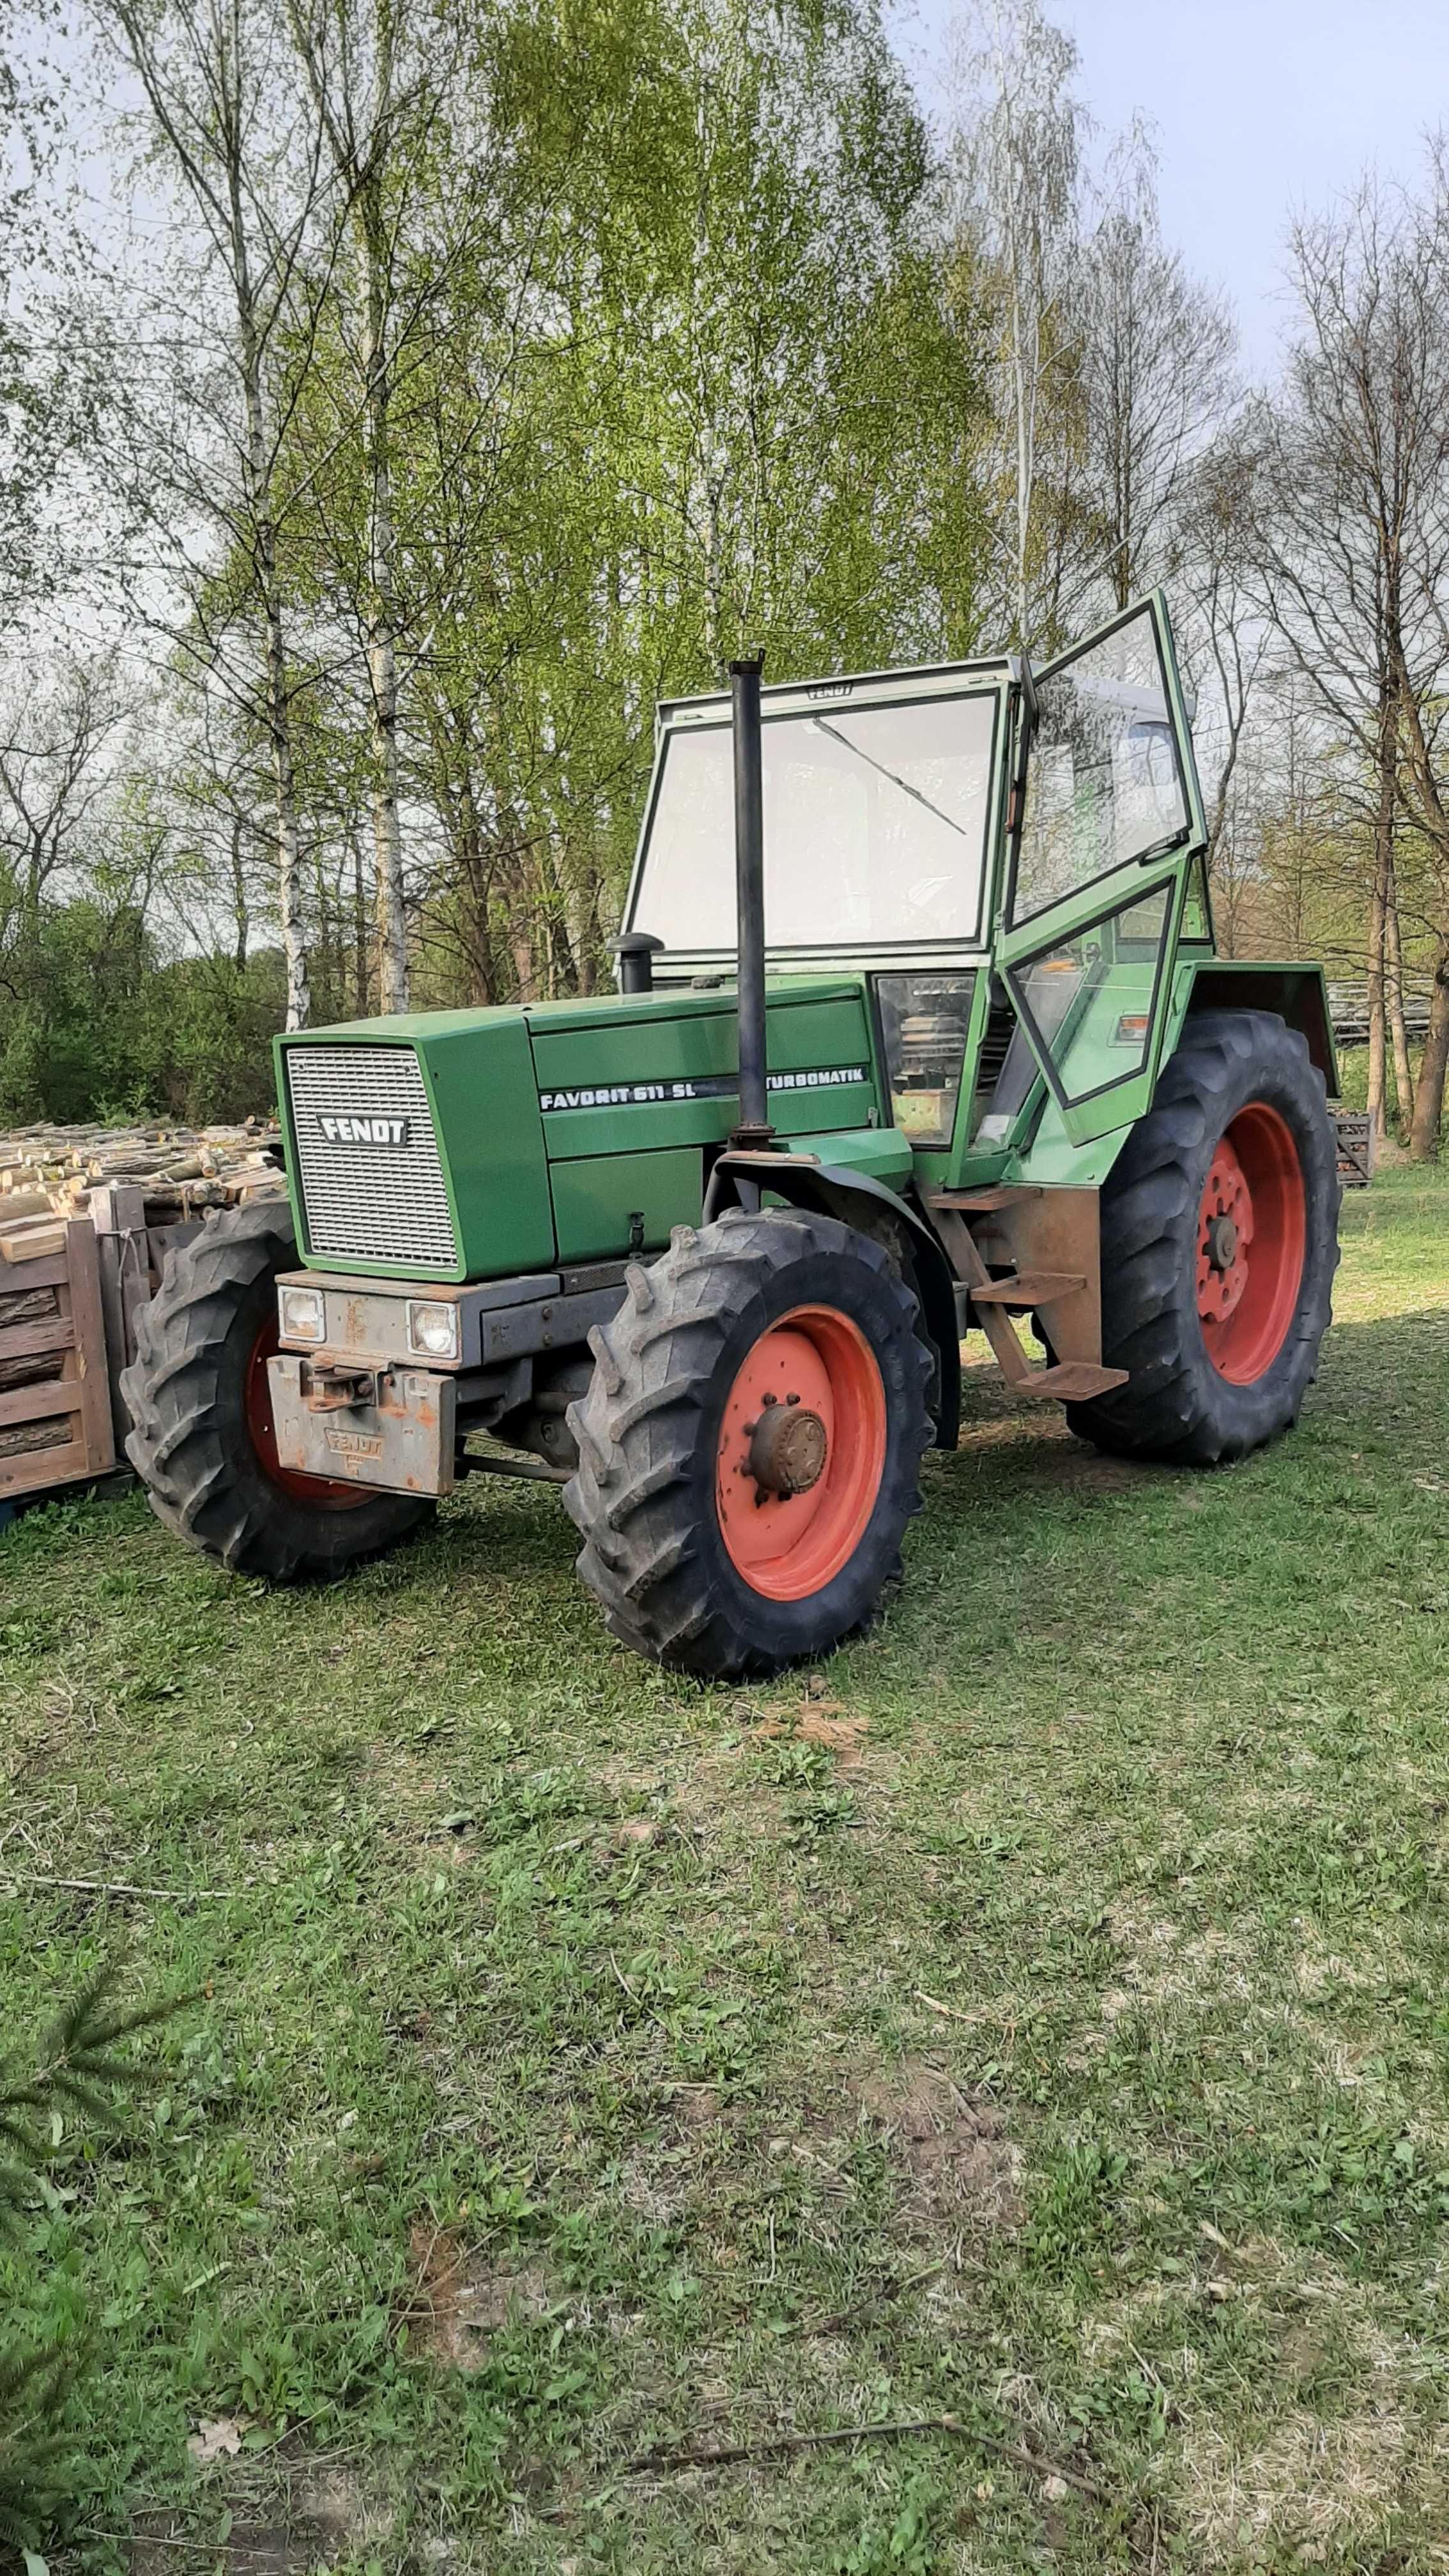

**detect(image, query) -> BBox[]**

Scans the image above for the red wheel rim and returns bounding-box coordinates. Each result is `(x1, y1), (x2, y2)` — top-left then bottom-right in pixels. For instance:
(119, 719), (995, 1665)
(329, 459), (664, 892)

(715, 1305), (886, 1602)
(1195, 1101), (1307, 1385)
(245, 1319), (370, 1508)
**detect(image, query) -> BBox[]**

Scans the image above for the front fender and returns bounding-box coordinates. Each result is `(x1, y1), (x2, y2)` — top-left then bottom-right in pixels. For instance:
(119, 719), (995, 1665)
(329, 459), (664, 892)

(704, 1149), (960, 1450)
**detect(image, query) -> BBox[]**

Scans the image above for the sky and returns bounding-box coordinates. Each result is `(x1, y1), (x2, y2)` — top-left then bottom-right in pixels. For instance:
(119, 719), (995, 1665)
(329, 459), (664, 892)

(887, 0), (1449, 376)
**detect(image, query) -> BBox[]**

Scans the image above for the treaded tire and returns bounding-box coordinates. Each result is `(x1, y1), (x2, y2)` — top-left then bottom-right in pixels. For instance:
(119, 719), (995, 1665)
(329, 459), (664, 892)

(121, 1200), (433, 1579)
(1065, 1008), (1340, 1465)
(563, 1209), (933, 1679)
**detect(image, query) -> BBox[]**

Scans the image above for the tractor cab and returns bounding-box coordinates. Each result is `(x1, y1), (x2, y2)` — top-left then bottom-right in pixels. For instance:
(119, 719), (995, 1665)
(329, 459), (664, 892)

(622, 592), (1209, 1172)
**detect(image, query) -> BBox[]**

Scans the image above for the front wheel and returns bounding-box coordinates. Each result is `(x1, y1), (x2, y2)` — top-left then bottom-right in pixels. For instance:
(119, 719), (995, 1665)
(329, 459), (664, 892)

(122, 1200), (433, 1579)
(1066, 1008), (1340, 1465)
(564, 1209), (933, 1678)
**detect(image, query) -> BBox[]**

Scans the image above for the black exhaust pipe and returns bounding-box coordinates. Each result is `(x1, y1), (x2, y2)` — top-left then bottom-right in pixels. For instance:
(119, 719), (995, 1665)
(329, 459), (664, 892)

(728, 652), (776, 1151)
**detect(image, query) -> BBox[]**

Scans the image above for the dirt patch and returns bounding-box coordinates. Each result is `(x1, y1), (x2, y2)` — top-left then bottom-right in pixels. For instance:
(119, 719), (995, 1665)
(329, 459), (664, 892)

(857, 2063), (1023, 2231)
(797, 1707), (870, 1762)
(402, 2221), (555, 2368)
(748, 1696), (871, 1765)
(132, 2517), (296, 2575)
(286, 2464), (392, 2553)
(131, 2467), (388, 2576)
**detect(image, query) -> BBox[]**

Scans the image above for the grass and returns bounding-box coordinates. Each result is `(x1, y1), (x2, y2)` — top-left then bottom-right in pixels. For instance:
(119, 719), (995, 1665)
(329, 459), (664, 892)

(2, 1165), (1448, 2575)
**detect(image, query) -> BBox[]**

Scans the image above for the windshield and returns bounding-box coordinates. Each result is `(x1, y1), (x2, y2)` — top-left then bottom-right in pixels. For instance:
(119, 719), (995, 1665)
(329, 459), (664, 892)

(632, 689), (999, 951)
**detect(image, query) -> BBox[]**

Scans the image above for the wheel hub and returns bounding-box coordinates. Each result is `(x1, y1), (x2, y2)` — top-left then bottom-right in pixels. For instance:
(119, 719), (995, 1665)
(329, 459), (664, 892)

(1196, 1137), (1254, 1326)
(1205, 1212), (1239, 1273)
(747, 1392), (827, 1498)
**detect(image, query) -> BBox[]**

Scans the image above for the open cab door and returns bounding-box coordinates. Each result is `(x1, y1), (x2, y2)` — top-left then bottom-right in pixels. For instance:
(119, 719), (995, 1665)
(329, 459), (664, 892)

(992, 590), (1208, 1148)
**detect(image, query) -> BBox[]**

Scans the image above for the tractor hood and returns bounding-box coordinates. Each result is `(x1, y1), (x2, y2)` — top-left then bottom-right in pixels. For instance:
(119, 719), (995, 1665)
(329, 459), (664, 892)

(273, 977), (885, 1284)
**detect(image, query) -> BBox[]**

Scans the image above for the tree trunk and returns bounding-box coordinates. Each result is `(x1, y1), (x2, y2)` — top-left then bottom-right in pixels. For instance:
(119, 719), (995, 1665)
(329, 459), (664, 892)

(360, 191), (408, 1016)
(1384, 858), (1414, 1130)
(229, 816), (249, 974)
(353, 829), (369, 1018)
(1365, 875), (1386, 1141)
(1409, 946), (1449, 1160)
(231, 146), (307, 1028)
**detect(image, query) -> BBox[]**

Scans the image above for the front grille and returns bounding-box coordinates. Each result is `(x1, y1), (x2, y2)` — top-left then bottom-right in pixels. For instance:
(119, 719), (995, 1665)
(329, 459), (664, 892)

(284, 1045), (460, 1271)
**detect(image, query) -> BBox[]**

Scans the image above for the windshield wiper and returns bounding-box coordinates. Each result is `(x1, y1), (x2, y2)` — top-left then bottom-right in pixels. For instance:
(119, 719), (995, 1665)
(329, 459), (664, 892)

(809, 716), (969, 841)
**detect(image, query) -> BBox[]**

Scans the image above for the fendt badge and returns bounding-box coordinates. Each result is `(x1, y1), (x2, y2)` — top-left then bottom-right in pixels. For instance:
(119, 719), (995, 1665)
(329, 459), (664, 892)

(316, 1112), (411, 1146)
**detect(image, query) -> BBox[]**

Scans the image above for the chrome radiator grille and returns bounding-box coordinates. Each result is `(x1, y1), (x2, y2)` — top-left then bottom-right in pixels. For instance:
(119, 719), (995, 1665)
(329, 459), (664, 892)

(283, 1045), (460, 1271)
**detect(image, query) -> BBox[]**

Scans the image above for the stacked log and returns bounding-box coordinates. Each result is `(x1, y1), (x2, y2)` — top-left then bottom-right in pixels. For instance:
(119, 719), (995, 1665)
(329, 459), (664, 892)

(0, 1119), (288, 1255)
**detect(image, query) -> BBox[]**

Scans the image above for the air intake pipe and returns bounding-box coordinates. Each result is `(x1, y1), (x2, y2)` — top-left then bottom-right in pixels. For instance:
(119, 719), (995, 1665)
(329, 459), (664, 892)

(728, 651), (777, 1152)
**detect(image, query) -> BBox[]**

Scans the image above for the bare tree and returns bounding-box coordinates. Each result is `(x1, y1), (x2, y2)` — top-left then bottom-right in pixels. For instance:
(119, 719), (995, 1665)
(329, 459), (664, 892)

(0, 656), (132, 919)
(1252, 164), (1449, 1155)
(1073, 154), (1237, 611)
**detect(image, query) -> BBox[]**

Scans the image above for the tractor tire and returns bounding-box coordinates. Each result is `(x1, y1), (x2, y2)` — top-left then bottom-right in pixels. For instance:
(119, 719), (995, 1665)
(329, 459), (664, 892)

(121, 1200), (433, 1579)
(563, 1208), (933, 1679)
(1065, 1008), (1340, 1466)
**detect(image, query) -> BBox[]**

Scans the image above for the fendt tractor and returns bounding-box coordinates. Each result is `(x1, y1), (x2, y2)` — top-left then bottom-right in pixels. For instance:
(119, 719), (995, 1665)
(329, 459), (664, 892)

(125, 593), (1341, 1677)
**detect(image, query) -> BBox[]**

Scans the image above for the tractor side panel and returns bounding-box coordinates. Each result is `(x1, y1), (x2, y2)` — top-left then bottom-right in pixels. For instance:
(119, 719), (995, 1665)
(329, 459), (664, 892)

(532, 991), (882, 1263)
(549, 1148), (709, 1264)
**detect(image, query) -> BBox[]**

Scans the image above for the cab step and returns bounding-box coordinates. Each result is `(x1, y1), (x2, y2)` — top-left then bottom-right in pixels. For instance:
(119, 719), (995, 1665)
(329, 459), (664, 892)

(1012, 1361), (1128, 1402)
(969, 1268), (1085, 1307)
(926, 1185), (1042, 1214)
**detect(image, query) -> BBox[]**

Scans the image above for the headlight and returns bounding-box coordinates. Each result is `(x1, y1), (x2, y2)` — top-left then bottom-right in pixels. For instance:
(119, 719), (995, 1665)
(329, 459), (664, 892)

(279, 1285), (325, 1342)
(406, 1300), (460, 1361)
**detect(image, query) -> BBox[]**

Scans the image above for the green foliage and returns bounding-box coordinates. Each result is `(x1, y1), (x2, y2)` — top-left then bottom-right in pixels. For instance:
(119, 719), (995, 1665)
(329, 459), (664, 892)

(0, 1963), (188, 2555)
(0, 882), (287, 1124)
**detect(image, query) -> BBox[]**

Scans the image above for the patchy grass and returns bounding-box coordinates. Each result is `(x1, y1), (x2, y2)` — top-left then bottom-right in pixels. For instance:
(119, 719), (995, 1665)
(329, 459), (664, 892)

(2, 1167), (1448, 2574)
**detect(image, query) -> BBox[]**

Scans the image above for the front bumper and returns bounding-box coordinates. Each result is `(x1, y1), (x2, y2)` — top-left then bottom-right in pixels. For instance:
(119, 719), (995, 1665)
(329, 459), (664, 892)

(266, 1261), (632, 1498)
(268, 1356), (458, 1495)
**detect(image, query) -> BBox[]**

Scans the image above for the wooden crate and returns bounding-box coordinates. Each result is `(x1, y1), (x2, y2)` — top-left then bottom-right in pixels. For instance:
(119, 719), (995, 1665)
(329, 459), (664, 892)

(1334, 1112), (1376, 1190)
(0, 1217), (117, 1499)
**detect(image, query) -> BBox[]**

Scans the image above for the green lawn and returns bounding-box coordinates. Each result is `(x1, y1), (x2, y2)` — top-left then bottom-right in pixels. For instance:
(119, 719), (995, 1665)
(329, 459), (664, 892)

(3, 1167), (1448, 2575)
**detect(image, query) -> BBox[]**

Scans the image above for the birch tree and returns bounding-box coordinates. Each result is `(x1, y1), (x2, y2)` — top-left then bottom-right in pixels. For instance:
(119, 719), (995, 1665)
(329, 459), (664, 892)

(282, 0), (441, 1013)
(95, 0), (330, 1028)
(950, 0), (1084, 641)
(1253, 165), (1449, 1154)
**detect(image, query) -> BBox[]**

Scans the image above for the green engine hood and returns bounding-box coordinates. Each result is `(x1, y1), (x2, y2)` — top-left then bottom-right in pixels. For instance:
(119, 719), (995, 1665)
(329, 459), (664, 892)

(274, 976), (887, 1282)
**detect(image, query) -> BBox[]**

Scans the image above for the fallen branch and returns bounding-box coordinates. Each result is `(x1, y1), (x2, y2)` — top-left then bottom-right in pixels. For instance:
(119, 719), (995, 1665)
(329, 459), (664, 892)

(614, 2410), (1107, 2500)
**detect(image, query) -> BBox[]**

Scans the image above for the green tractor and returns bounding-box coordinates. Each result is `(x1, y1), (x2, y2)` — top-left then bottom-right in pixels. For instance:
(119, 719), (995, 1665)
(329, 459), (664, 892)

(124, 593), (1340, 1678)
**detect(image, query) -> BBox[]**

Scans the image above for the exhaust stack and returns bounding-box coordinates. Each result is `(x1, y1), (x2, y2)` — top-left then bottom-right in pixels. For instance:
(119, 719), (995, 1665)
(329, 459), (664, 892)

(728, 652), (775, 1151)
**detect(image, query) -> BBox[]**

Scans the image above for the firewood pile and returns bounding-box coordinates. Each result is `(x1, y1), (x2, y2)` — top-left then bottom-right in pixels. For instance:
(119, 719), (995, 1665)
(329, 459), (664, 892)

(0, 1119), (288, 1260)
(1, 1122), (289, 1493)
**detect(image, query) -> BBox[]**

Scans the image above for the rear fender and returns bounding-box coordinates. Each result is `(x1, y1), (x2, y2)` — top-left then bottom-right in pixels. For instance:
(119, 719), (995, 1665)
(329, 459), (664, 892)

(1179, 963), (1338, 1094)
(705, 1150), (960, 1450)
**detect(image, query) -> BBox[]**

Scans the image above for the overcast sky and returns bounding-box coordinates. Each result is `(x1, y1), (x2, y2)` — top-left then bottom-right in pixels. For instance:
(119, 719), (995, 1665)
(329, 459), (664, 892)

(887, 0), (1449, 376)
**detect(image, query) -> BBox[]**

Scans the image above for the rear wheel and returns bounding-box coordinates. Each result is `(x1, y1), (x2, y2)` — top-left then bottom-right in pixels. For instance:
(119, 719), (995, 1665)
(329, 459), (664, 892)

(1066, 1008), (1340, 1464)
(564, 1209), (933, 1678)
(122, 1200), (433, 1578)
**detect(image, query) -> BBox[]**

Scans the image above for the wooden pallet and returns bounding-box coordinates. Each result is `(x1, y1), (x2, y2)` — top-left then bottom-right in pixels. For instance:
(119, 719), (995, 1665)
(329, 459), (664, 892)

(0, 1218), (117, 1499)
